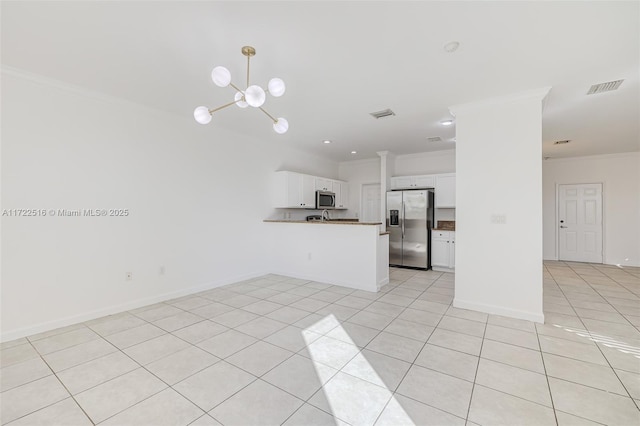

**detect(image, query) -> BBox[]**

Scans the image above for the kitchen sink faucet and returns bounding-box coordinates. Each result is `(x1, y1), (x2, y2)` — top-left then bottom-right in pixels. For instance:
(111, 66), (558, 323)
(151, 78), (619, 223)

(321, 209), (330, 222)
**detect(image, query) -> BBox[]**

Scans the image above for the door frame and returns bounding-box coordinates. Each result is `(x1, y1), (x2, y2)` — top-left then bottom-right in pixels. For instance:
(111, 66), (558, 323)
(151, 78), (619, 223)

(554, 182), (605, 263)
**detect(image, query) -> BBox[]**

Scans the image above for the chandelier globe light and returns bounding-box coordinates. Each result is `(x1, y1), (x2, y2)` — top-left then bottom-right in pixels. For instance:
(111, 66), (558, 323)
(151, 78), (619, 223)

(194, 46), (288, 134)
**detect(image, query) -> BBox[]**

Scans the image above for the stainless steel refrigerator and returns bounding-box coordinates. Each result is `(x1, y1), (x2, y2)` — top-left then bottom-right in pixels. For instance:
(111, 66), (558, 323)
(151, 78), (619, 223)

(387, 189), (434, 269)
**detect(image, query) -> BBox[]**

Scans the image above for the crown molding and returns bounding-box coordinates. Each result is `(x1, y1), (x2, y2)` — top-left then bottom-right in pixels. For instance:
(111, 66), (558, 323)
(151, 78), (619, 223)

(395, 148), (456, 161)
(1, 65), (180, 120)
(544, 151), (639, 163)
(339, 157), (380, 167)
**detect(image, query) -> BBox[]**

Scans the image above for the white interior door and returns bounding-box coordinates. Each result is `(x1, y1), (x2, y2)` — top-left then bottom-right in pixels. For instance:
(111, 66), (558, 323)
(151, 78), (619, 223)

(558, 183), (603, 263)
(361, 183), (381, 222)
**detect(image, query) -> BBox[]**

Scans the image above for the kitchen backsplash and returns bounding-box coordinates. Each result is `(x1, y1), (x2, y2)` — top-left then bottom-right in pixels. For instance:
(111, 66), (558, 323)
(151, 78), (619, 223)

(436, 220), (456, 230)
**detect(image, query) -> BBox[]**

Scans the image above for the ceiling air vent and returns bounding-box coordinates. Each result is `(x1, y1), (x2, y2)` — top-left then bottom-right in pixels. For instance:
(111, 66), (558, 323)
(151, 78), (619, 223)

(553, 140), (571, 145)
(426, 136), (443, 143)
(587, 79), (623, 95)
(369, 109), (396, 119)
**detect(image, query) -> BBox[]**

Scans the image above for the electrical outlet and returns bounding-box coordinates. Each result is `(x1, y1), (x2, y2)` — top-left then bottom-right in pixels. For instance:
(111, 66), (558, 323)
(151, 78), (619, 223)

(307, 252), (312, 260)
(159, 266), (165, 275)
(126, 272), (133, 281)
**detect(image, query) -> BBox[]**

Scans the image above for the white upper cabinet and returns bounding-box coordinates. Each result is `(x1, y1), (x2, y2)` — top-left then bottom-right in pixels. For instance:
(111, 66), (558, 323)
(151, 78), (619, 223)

(302, 174), (316, 207)
(390, 175), (435, 189)
(435, 174), (456, 208)
(390, 176), (413, 189)
(315, 178), (333, 192)
(273, 171), (316, 208)
(391, 173), (456, 208)
(273, 171), (347, 209)
(334, 181), (349, 209)
(413, 175), (436, 188)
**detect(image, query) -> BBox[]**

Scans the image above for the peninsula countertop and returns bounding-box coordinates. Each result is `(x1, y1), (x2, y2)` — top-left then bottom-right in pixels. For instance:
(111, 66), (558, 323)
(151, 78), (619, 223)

(263, 219), (382, 226)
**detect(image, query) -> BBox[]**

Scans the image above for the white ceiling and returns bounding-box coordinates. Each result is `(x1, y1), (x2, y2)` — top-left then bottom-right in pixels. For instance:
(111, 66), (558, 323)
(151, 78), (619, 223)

(2, 1), (638, 162)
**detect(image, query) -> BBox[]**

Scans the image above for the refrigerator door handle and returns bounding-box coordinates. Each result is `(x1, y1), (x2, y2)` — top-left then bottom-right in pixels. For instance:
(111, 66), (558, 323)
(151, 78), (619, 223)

(402, 202), (405, 238)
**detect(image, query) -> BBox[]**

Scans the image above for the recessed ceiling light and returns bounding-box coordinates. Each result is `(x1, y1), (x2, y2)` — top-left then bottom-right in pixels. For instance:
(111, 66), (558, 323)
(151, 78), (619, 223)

(440, 120), (454, 126)
(323, 140), (332, 144)
(444, 41), (460, 53)
(351, 151), (357, 154)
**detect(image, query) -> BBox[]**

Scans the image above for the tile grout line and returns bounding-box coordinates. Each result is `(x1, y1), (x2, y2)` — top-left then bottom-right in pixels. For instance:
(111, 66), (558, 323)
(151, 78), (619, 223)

(368, 275), (441, 425)
(462, 307), (489, 426)
(4, 267), (638, 425)
(19, 339), (97, 426)
(564, 263), (640, 332)
(562, 263), (640, 411)
(370, 273), (465, 425)
(537, 265), (560, 425)
(547, 262), (640, 414)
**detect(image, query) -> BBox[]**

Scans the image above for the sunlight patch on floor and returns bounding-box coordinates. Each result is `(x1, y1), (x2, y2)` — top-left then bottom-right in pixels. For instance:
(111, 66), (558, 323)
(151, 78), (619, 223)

(553, 324), (640, 358)
(302, 314), (416, 425)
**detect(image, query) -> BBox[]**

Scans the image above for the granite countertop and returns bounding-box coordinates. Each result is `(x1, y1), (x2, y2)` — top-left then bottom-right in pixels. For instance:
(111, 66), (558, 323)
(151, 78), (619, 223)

(264, 220), (382, 226)
(433, 220), (456, 231)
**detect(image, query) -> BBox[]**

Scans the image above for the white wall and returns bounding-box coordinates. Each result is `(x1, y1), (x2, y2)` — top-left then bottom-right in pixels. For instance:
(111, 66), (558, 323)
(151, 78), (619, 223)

(451, 89), (548, 323)
(394, 149), (456, 176)
(1, 70), (338, 340)
(338, 158), (380, 218)
(543, 152), (640, 267)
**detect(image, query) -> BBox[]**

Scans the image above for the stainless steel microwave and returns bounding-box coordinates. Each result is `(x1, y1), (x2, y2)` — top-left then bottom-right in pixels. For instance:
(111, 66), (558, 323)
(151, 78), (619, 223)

(316, 190), (335, 209)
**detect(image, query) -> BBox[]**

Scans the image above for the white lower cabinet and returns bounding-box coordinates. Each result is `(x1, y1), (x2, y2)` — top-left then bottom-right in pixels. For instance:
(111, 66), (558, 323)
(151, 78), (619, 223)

(431, 230), (455, 271)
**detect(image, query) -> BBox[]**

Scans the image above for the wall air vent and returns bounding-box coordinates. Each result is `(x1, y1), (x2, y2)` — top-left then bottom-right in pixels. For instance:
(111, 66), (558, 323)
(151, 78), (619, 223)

(553, 139), (571, 145)
(587, 79), (624, 95)
(369, 109), (396, 119)
(426, 136), (443, 143)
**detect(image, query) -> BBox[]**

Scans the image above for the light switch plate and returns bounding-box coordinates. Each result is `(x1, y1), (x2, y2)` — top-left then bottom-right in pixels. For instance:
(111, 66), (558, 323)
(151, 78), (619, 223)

(491, 214), (507, 224)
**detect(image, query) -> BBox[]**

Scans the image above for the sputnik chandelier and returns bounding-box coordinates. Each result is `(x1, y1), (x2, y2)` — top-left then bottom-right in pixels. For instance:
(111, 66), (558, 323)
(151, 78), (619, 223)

(194, 46), (289, 134)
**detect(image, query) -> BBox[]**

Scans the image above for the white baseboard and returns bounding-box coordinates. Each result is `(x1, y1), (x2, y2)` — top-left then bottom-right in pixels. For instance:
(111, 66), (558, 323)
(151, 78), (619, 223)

(0, 271), (268, 343)
(377, 277), (390, 290)
(453, 298), (545, 324)
(268, 269), (379, 293)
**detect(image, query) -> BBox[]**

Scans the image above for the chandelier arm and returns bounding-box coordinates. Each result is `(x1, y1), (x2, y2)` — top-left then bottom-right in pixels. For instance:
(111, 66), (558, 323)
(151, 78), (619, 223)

(209, 99), (241, 114)
(259, 107), (278, 123)
(246, 54), (250, 89)
(229, 82), (243, 93)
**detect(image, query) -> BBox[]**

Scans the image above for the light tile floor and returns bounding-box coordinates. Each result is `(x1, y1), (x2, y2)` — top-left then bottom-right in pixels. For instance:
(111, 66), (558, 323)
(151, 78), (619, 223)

(2, 262), (640, 425)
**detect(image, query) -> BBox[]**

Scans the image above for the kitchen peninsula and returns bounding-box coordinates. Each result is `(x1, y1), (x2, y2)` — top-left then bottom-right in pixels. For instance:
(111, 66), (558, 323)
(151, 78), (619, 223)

(263, 220), (389, 292)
